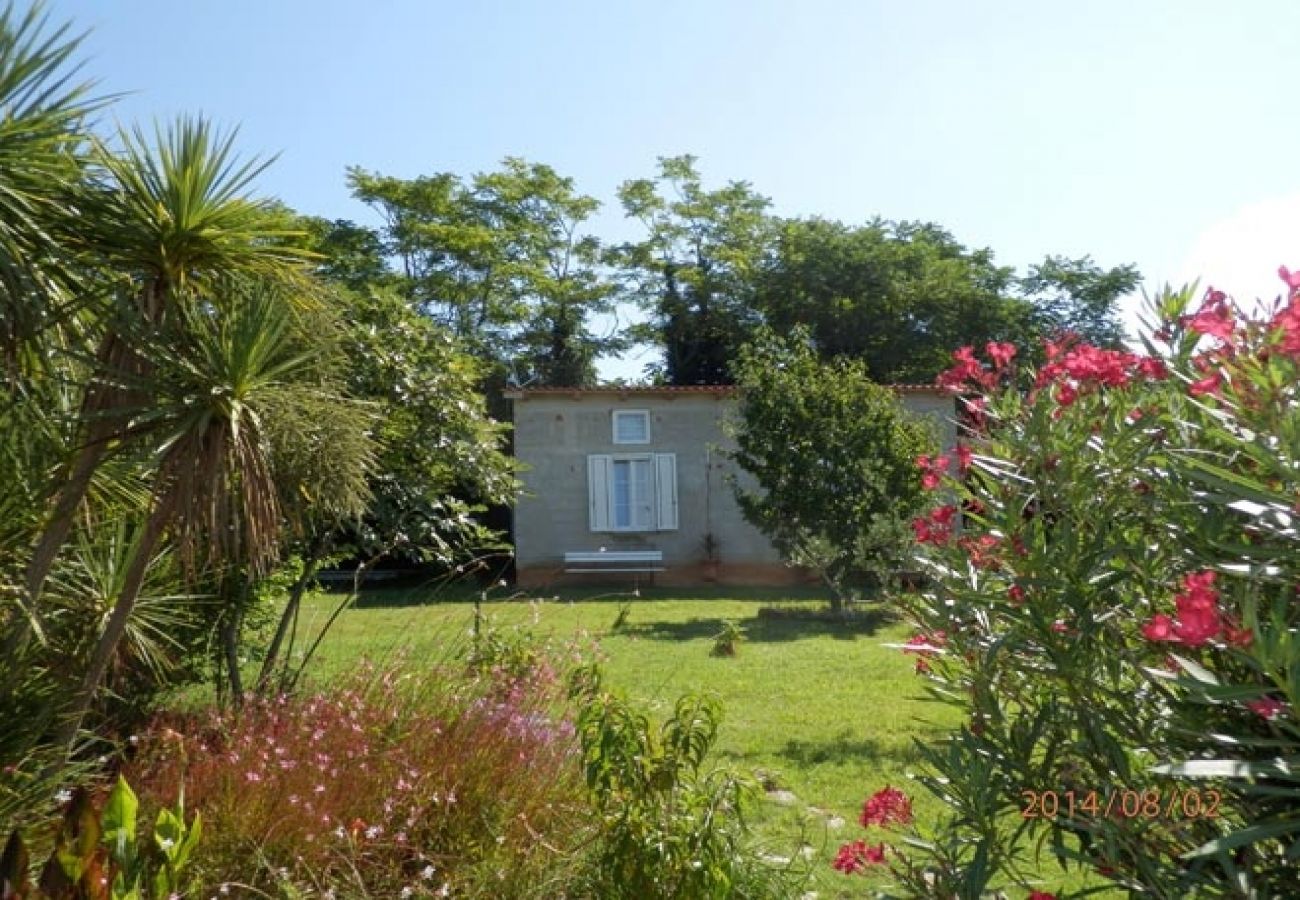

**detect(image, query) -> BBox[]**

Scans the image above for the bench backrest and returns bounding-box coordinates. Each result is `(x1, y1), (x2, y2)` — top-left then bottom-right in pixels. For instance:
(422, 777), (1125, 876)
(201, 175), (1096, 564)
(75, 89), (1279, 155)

(564, 550), (663, 564)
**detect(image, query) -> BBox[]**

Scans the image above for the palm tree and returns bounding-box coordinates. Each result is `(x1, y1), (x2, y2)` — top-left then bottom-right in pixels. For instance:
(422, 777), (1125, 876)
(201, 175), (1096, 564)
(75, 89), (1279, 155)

(0, 2), (98, 383)
(52, 280), (338, 749)
(13, 119), (310, 655)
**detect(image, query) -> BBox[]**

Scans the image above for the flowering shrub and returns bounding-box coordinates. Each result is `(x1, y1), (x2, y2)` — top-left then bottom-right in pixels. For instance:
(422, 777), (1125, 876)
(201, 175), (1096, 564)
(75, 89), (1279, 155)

(883, 274), (1300, 897)
(127, 658), (586, 898)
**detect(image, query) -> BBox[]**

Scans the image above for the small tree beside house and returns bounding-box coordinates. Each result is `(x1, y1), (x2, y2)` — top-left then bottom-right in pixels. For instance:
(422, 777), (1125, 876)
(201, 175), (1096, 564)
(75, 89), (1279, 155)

(727, 329), (936, 611)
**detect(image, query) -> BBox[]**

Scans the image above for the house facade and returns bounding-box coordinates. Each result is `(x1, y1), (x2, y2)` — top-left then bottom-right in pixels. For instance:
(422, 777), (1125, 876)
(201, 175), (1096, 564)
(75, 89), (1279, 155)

(506, 385), (956, 587)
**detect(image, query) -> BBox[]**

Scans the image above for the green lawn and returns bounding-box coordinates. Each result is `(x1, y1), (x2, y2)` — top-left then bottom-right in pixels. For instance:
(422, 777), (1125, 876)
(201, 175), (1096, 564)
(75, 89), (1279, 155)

(280, 582), (1103, 897)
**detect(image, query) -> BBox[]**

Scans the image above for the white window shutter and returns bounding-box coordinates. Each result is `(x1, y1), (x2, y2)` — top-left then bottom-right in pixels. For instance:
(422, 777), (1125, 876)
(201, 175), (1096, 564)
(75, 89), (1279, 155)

(654, 453), (678, 531)
(587, 455), (612, 532)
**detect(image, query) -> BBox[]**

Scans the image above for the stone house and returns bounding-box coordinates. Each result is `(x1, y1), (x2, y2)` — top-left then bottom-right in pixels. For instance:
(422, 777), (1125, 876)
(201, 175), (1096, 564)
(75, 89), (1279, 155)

(505, 385), (956, 587)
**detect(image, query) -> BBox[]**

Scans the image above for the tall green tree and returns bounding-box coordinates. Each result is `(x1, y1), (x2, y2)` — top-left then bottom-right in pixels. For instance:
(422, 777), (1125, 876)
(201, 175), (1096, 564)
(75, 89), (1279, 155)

(754, 217), (1032, 384)
(347, 157), (619, 384)
(1019, 254), (1140, 349)
(613, 155), (773, 385)
(727, 329), (936, 611)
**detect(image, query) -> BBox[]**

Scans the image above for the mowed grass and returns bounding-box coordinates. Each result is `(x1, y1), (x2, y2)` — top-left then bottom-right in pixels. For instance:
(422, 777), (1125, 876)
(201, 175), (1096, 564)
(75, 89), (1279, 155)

(282, 582), (1102, 897)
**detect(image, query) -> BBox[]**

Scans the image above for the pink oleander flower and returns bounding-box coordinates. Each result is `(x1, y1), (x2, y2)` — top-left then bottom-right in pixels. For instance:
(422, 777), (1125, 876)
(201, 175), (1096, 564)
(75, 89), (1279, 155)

(1279, 264), (1300, 294)
(986, 341), (1016, 370)
(1136, 355), (1168, 380)
(955, 443), (973, 473)
(1186, 288), (1235, 340)
(1189, 371), (1224, 397)
(916, 453), (951, 491)
(1271, 295), (1300, 355)
(832, 839), (887, 873)
(912, 505), (958, 545)
(860, 786), (913, 827)
(1141, 614), (1176, 642)
(1247, 697), (1287, 720)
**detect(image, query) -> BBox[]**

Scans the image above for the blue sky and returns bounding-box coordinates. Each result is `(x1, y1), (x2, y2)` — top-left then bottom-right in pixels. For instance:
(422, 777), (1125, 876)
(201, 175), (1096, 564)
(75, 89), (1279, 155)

(53, 1), (1300, 376)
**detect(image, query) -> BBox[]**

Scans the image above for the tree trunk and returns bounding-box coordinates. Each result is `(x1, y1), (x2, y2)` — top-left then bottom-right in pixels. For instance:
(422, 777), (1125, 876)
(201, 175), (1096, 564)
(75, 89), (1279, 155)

(256, 541), (324, 696)
(222, 605), (244, 710)
(51, 498), (170, 757)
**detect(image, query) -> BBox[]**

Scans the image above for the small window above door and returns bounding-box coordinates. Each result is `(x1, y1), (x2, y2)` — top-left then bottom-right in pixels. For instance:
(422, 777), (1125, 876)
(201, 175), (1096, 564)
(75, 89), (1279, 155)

(612, 409), (651, 444)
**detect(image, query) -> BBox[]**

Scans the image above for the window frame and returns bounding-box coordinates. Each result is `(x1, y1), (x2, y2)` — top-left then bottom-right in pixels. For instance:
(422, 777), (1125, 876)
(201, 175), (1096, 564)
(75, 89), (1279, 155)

(586, 452), (678, 533)
(611, 409), (651, 445)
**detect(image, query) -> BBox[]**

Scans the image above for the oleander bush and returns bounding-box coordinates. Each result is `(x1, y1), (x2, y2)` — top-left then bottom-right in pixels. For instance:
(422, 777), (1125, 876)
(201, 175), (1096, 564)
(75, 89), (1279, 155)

(866, 273), (1300, 898)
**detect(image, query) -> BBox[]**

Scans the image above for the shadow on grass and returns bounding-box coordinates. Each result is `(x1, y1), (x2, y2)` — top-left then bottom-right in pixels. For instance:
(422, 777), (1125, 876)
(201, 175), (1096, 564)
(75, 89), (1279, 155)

(776, 729), (928, 768)
(349, 581), (843, 609)
(615, 605), (898, 643)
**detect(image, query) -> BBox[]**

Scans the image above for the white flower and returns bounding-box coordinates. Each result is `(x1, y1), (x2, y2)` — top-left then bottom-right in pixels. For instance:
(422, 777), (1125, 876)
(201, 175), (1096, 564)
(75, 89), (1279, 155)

(420, 864), (436, 880)
(158, 837), (175, 851)
(400, 889), (413, 899)
(53, 789), (72, 806)
(365, 825), (381, 839)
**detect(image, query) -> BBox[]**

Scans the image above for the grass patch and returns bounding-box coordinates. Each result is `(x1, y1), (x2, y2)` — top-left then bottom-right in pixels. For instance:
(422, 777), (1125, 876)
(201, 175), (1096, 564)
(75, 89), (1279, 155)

(262, 581), (1115, 897)
(275, 583), (945, 895)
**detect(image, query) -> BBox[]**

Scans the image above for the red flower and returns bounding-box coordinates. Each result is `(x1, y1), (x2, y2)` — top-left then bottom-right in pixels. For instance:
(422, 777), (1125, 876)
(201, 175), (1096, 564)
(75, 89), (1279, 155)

(1008, 584), (1026, 605)
(860, 785), (913, 827)
(903, 631), (946, 655)
(937, 346), (991, 391)
(832, 839), (887, 873)
(1270, 296), (1300, 356)
(1279, 264), (1300, 294)
(916, 453), (951, 491)
(1144, 571), (1224, 647)
(1224, 621), (1254, 648)
(1247, 697), (1287, 720)
(1055, 382), (1077, 407)
(913, 505), (958, 545)
(986, 341), (1016, 370)
(1186, 289), (1235, 340)
(1028, 892), (1058, 900)
(1136, 356), (1168, 380)
(955, 443), (973, 473)
(959, 533), (1001, 570)
(1141, 614), (1176, 642)
(1189, 371), (1224, 397)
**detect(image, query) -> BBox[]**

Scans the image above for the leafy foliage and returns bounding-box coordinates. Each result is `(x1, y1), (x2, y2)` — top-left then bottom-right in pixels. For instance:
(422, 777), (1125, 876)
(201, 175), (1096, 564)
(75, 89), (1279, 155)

(570, 670), (794, 898)
(889, 276), (1300, 897)
(613, 154), (773, 385)
(728, 330), (936, 608)
(754, 217), (1032, 384)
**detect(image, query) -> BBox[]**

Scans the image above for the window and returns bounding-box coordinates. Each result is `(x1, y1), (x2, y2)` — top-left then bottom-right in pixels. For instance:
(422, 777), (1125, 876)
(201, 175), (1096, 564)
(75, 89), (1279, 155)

(612, 410), (650, 444)
(587, 453), (678, 532)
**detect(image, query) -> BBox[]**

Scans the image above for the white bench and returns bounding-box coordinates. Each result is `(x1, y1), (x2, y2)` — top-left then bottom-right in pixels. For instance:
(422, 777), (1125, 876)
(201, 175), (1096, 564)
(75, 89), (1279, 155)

(564, 550), (665, 575)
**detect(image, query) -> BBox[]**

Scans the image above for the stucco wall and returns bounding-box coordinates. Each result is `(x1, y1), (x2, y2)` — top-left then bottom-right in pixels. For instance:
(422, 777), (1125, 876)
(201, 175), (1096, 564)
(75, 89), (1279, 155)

(509, 389), (956, 587)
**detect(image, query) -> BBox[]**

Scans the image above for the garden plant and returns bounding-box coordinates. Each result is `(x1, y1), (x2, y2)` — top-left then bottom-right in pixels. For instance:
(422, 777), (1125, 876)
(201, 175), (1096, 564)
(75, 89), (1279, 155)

(844, 274), (1300, 898)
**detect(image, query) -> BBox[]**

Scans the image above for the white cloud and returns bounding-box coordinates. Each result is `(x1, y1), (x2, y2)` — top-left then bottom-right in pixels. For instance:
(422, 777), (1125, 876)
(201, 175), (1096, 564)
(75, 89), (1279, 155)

(1174, 192), (1300, 312)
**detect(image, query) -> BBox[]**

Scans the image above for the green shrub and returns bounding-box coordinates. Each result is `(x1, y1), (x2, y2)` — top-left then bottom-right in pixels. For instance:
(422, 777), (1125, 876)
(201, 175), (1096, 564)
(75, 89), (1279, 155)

(569, 669), (798, 898)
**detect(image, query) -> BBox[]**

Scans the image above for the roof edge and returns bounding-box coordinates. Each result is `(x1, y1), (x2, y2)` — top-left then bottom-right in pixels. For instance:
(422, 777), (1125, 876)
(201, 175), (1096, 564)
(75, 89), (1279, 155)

(504, 383), (945, 399)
